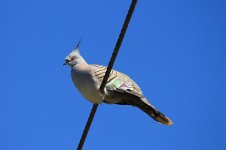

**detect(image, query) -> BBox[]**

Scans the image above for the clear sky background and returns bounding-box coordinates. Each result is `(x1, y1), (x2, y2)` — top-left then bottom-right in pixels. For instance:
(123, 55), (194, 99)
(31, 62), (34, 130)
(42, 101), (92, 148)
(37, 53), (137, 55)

(1, 0), (226, 150)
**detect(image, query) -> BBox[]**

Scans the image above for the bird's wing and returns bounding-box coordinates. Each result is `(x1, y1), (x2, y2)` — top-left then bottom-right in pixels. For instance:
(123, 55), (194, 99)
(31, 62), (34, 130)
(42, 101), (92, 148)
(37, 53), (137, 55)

(91, 64), (143, 97)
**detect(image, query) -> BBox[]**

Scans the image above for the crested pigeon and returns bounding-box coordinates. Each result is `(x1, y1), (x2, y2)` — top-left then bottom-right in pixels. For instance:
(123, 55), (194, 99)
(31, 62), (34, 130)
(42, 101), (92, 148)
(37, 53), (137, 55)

(64, 42), (173, 126)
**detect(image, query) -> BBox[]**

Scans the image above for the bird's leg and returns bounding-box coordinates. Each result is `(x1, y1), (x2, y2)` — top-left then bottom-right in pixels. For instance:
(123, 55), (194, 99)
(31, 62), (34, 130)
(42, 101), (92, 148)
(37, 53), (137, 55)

(102, 93), (105, 102)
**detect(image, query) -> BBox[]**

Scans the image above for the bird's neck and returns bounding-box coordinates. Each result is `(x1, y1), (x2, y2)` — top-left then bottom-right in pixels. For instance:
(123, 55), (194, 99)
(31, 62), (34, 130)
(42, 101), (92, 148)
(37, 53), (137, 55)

(72, 56), (89, 70)
(77, 55), (87, 64)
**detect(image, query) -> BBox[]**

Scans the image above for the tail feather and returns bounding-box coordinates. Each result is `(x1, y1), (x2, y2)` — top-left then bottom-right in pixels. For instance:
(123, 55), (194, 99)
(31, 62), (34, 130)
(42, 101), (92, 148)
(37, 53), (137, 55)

(139, 97), (173, 125)
(127, 96), (173, 126)
(145, 105), (173, 126)
(111, 90), (173, 125)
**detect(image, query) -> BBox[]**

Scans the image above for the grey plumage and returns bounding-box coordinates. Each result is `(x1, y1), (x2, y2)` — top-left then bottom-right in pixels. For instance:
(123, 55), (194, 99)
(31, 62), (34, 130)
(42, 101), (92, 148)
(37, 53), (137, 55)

(64, 45), (173, 126)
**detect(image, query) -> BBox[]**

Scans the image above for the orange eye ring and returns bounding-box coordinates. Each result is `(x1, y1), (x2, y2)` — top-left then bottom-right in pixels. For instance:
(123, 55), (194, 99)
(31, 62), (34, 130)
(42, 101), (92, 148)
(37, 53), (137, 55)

(71, 56), (76, 61)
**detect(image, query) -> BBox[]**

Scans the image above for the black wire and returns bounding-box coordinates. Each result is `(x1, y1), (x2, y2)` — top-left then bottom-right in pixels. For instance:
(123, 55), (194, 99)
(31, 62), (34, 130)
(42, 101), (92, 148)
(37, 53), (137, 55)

(77, 1), (138, 149)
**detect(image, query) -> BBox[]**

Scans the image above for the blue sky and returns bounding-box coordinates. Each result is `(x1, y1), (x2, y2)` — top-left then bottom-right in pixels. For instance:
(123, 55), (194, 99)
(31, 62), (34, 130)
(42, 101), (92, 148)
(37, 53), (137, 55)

(1, 0), (226, 149)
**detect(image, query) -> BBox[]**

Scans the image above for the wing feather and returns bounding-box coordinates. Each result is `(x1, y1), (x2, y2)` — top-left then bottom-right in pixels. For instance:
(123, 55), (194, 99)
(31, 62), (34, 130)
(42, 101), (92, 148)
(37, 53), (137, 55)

(91, 64), (143, 97)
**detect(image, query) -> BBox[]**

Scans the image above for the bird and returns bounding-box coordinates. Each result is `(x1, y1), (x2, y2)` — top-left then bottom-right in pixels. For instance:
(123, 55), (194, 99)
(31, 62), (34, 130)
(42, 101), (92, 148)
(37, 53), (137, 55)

(64, 41), (173, 126)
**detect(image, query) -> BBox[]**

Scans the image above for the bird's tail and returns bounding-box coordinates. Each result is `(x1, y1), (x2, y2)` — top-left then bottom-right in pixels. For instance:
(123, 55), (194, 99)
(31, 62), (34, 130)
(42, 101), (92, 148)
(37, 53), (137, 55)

(113, 90), (173, 125)
(132, 97), (173, 126)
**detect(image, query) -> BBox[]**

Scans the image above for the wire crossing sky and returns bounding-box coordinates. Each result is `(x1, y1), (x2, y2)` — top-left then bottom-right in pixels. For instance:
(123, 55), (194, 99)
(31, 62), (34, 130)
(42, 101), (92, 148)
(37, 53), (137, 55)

(1, 0), (226, 150)
(77, 1), (137, 149)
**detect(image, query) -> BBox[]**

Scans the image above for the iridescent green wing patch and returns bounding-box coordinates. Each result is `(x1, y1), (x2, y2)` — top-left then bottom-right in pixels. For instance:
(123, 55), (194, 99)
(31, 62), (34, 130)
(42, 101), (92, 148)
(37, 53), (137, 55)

(112, 78), (123, 88)
(112, 78), (134, 91)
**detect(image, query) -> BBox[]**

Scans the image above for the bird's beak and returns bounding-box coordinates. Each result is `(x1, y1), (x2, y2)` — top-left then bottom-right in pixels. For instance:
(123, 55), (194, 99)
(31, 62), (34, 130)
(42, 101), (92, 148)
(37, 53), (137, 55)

(63, 59), (70, 66)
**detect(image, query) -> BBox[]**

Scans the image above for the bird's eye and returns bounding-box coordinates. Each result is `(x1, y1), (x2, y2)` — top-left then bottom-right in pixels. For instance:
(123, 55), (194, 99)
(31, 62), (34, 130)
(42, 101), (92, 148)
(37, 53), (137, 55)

(71, 56), (76, 61)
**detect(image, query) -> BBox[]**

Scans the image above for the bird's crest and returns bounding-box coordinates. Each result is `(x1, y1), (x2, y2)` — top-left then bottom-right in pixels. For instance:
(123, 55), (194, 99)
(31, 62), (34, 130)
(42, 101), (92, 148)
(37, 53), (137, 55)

(74, 36), (83, 51)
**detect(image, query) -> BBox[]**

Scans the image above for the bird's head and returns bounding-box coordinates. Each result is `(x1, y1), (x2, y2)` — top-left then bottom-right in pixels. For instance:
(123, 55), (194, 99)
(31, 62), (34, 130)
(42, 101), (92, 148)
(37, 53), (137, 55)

(64, 39), (86, 67)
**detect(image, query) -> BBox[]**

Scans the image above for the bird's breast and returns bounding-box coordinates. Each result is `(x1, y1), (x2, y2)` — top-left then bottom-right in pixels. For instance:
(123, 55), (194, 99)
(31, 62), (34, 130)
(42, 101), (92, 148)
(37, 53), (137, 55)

(71, 69), (103, 104)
